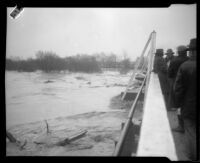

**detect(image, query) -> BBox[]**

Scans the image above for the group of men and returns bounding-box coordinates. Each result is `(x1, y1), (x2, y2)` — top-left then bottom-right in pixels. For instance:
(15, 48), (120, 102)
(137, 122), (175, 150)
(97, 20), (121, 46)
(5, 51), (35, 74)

(153, 38), (197, 160)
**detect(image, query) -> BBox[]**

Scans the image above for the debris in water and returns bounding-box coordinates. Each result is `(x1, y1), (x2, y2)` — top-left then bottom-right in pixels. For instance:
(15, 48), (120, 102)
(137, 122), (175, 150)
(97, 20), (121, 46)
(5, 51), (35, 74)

(7, 111), (128, 156)
(45, 120), (51, 134)
(6, 130), (27, 150)
(33, 129), (87, 147)
(75, 76), (86, 80)
(56, 130), (87, 146)
(109, 94), (133, 110)
(44, 80), (54, 83)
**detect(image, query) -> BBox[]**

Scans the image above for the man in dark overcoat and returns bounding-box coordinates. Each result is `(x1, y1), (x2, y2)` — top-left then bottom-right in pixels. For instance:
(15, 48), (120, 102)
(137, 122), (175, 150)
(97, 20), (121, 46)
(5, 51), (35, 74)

(153, 49), (169, 108)
(168, 46), (188, 80)
(168, 45), (188, 132)
(174, 38), (196, 160)
(165, 49), (175, 69)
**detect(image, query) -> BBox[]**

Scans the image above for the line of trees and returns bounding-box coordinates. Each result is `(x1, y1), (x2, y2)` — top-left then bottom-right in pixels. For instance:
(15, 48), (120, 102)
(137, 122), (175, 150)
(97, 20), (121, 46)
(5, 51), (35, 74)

(6, 51), (136, 73)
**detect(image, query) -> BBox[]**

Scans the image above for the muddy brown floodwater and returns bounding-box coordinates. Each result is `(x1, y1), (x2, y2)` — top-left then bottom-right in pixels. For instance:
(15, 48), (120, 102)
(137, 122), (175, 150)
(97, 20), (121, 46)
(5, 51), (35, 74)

(6, 71), (144, 156)
(6, 94), (144, 156)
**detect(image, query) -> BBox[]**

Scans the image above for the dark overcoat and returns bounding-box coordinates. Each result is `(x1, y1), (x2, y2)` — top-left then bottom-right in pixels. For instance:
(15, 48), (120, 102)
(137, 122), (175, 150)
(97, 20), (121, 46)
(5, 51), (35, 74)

(168, 56), (189, 78)
(174, 59), (196, 122)
(167, 56), (188, 108)
(153, 56), (169, 94)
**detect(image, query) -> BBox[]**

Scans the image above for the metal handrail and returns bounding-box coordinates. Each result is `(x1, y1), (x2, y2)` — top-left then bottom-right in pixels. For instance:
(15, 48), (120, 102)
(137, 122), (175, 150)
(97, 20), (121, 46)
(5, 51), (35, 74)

(113, 74), (147, 156)
(144, 31), (156, 102)
(121, 32), (153, 100)
(140, 48), (151, 73)
(113, 31), (156, 156)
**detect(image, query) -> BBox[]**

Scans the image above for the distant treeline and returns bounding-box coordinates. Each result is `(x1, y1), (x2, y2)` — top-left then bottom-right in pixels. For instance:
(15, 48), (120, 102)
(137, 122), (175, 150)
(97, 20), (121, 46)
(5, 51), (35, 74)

(6, 51), (139, 73)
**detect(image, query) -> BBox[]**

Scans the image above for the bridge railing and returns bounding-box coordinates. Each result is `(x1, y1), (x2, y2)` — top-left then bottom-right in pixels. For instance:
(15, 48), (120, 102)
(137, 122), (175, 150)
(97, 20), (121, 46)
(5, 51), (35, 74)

(113, 31), (156, 156)
(136, 31), (178, 160)
(113, 74), (147, 156)
(113, 30), (178, 160)
(136, 72), (178, 160)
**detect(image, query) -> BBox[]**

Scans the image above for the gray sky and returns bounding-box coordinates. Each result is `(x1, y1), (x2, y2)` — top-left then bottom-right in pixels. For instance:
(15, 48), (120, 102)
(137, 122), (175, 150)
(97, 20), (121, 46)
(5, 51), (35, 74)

(6, 5), (196, 61)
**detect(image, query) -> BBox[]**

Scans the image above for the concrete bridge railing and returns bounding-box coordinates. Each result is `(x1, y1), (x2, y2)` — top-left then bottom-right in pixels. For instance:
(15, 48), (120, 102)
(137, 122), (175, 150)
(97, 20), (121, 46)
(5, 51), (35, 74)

(136, 73), (178, 160)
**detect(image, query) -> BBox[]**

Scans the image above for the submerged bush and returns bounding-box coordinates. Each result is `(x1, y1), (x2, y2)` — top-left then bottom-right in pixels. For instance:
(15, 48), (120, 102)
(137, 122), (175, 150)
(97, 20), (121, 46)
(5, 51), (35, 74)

(35, 51), (67, 72)
(6, 51), (101, 73)
(6, 51), (137, 73)
(6, 58), (38, 72)
(66, 55), (101, 73)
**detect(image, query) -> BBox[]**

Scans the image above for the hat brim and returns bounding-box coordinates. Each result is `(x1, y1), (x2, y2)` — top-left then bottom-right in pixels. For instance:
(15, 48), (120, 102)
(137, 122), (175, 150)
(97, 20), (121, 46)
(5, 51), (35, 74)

(165, 52), (174, 55)
(186, 47), (196, 51)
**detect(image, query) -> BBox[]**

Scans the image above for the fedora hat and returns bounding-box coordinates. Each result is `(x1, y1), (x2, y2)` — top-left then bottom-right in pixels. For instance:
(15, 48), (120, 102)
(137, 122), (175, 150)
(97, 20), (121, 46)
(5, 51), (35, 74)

(165, 49), (174, 55)
(187, 38), (196, 51)
(177, 45), (187, 52)
(155, 49), (164, 55)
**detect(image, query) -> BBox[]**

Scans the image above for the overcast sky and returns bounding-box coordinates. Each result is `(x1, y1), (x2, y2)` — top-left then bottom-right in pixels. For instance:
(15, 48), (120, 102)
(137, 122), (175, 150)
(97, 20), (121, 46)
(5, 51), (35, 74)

(6, 5), (196, 61)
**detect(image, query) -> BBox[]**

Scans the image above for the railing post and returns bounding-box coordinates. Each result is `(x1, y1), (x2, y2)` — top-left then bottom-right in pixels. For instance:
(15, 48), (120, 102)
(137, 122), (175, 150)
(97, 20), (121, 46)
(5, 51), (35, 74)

(144, 31), (156, 102)
(121, 32), (153, 101)
(121, 122), (125, 130)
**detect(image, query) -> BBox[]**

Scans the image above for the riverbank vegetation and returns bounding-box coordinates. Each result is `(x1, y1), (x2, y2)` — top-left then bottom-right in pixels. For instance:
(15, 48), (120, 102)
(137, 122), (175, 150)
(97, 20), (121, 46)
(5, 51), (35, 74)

(6, 51), (142, 73)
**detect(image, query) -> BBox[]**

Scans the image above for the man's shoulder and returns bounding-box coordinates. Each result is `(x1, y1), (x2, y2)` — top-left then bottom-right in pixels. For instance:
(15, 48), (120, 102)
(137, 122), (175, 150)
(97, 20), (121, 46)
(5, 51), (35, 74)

(172, 56), (188, 64)
(179, 60), (195, 69)
(170, 57), (179, 65)
(155, 57), (164, 63)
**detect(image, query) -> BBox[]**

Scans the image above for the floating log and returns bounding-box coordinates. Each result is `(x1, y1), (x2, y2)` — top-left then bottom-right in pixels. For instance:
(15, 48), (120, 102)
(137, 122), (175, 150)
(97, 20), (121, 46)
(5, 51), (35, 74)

(6, 131), (27, 150)
(6, 131), (17, 143)
(44, 80), (54, 83)
(56, 130), (87, 146)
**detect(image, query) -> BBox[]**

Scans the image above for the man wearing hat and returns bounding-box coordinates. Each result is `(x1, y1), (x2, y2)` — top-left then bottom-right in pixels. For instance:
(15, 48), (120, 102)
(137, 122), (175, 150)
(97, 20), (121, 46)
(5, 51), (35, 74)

(174, 38), (196, 160)
(153, 49), (169, 107)
(165, 49), (175, 68)
(167, 45), (189, 114)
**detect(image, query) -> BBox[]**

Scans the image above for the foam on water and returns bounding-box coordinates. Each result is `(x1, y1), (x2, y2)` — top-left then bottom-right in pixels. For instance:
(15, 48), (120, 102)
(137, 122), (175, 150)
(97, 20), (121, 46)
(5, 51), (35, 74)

(6, 70), (130, 127)
(6, 70), (143, 156)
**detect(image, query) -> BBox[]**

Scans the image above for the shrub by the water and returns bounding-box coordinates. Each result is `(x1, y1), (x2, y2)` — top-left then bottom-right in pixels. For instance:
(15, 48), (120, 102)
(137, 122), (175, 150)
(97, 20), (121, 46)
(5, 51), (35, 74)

(65, 55), (101, 73)
(6, 51), (101, 73)
(6, 51), (137, 73)
(35, 51), (68, 72)
(6, 58), (38, 72)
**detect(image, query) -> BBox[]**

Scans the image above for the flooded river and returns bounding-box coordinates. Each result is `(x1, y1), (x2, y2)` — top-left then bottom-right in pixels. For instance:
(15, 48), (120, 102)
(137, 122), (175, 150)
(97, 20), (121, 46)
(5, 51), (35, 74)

(6, 70), (143, 156)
